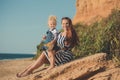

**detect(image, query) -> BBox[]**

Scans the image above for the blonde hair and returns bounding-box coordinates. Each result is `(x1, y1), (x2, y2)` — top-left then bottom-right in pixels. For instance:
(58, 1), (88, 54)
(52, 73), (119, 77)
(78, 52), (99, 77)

(48, 15), (57, 24)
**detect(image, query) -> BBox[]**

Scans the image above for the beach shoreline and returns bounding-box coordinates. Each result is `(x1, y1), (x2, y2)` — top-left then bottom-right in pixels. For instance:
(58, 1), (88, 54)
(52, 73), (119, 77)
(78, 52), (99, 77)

(0, 53), (35, 60)
(0, 57), (33, 61)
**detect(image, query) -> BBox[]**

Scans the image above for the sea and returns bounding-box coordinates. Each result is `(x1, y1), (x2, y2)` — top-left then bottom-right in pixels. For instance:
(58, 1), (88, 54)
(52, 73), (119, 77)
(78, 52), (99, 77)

(0, 53), (35, 60)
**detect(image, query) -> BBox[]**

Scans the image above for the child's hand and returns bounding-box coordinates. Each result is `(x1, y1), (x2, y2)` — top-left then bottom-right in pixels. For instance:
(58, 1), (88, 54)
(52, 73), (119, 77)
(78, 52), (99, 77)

(42, 35), (46, 40)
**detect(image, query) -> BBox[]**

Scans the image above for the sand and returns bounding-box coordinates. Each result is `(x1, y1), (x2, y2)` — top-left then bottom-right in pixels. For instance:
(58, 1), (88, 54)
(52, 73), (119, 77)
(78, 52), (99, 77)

(0, 53), (120, 80)
(0, 58), (47, 80)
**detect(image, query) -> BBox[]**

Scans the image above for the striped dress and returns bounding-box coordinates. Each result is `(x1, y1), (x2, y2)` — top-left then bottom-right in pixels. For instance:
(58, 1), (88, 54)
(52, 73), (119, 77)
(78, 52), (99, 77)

(44, 32), (73, 66)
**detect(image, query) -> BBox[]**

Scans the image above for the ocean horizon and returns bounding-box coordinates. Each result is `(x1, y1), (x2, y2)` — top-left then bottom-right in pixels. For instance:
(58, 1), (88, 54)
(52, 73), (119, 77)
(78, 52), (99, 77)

(0, 53), (35, 60)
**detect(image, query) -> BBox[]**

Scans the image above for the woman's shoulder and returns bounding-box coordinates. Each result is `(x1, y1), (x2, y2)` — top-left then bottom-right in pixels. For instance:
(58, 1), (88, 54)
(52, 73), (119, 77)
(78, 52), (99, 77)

(61, 32), (67, 37)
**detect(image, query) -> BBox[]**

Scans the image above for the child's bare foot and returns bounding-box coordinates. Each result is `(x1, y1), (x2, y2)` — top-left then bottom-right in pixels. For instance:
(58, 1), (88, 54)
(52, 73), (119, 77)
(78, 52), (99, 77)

(44, 66), (54, 74)
(46, 65), (54, 71)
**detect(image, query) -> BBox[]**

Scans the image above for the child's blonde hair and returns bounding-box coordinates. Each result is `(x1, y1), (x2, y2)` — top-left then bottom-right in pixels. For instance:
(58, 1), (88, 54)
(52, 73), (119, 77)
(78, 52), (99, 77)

(48, 15), (57, 24)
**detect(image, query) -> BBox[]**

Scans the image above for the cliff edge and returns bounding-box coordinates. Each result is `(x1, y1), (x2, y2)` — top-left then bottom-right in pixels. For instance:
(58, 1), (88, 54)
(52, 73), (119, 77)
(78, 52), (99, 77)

(73, 0), (120, 25)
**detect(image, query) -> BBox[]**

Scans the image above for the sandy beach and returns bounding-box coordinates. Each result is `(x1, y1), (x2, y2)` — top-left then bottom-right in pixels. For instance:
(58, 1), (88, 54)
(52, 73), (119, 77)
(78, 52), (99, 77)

(0, 53), (120, 80)
(0, 58), (47, 80)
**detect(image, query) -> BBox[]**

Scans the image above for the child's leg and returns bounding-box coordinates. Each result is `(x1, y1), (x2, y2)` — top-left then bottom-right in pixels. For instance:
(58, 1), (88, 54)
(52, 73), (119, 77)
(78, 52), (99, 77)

(47, 50), (55, 70)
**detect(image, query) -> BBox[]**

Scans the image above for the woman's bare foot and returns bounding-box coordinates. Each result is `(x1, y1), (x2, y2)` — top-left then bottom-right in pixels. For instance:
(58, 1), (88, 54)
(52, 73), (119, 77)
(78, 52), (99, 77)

(16, 73), (22, 78)
(16, 70), (32, 78)
(16, 68), (29, 78)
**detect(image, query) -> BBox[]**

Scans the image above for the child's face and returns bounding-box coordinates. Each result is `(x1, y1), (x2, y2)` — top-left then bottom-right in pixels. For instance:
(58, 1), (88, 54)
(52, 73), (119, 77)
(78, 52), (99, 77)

(48, 20), (56, 29)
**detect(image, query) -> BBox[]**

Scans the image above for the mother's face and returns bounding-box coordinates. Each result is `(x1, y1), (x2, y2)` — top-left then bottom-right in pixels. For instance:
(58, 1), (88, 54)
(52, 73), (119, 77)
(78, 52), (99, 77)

(61, 19), (69, 30)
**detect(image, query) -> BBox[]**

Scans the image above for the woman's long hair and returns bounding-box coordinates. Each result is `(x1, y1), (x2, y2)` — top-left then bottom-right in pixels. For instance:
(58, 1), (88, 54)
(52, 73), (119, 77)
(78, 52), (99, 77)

(61, 17), (79, 48)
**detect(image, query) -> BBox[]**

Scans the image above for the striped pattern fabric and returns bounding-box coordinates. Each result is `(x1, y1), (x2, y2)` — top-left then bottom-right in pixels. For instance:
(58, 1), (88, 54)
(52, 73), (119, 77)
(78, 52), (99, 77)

(54, 50), (73, 66)
(44, 32), (73, 66)
(57, 33), (66, 48)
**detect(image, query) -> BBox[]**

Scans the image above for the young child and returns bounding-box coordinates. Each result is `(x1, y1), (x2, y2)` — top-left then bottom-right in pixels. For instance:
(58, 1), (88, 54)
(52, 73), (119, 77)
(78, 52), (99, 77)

(42, 15), (59, 70)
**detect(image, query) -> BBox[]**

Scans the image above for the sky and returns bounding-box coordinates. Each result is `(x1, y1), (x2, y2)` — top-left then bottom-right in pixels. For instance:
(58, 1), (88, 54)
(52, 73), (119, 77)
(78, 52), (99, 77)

(0, 0), (76, 54)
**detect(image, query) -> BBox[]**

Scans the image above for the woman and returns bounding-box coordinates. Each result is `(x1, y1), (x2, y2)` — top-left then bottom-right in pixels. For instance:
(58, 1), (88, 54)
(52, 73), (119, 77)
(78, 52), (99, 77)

(16, 17), (79, 78)
(52, 17), (79, 66)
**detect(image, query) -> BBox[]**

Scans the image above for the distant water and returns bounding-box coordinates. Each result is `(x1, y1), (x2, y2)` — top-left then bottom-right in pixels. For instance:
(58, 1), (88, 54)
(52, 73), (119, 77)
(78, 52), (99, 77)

(0, 53), (35, 60)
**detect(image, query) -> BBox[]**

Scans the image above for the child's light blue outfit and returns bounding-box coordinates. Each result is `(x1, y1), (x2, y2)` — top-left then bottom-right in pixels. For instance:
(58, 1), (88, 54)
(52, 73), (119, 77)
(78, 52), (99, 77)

(42, 28), (59, 50)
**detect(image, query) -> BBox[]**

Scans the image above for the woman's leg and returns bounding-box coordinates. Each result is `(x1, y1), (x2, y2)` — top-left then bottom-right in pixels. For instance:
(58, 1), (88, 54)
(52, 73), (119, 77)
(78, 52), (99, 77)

(26, 53), (45, 71)
(17, 51), (47, 77)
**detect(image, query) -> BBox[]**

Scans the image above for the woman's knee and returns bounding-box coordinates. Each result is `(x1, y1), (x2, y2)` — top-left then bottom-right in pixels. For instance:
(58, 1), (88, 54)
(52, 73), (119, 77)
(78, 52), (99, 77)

(37, 51), (46, 60)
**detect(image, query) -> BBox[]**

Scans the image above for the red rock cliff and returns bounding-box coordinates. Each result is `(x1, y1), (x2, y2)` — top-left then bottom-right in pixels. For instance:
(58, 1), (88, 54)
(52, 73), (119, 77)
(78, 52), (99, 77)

(73, 0), (120, 25)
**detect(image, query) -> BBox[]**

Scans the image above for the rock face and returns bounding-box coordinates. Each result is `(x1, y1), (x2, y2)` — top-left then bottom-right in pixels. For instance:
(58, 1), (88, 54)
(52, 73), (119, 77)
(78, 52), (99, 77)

(72, 0), (120, 25)
(30, 53), (120, 80)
